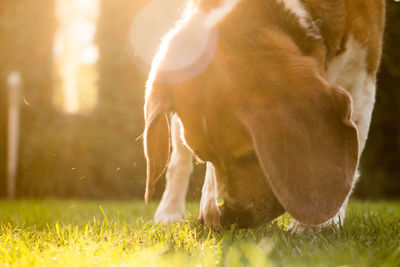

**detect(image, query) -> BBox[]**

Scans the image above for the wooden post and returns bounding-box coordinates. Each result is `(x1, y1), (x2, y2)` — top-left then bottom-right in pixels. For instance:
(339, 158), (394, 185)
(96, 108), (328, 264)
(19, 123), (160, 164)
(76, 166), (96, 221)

(7, 71), (22, 200)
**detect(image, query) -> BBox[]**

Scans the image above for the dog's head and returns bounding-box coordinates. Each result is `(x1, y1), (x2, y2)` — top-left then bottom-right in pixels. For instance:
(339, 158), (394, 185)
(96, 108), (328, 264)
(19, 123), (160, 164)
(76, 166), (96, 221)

(143, 4), (359, 228)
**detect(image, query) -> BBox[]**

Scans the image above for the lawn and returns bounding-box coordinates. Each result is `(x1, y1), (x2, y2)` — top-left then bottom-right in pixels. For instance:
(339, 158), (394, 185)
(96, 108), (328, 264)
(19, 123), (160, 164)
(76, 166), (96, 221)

(0, 200), (399, 266)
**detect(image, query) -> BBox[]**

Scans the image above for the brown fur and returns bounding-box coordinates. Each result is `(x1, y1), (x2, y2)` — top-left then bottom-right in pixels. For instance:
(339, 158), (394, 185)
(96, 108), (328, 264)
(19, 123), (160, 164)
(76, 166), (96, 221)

(144, 0), (385, 227)
(198, 0), (224, 11)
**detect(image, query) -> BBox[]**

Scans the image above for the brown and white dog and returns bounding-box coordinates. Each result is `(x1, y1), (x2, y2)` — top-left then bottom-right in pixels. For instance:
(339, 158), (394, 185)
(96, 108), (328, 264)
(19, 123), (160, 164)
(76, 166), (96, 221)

(143, 0), (385, 230)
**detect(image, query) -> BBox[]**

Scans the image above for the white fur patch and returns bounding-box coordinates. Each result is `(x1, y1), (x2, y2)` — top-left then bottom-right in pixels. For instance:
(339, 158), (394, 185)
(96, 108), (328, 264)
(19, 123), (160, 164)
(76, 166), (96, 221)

(327, 36), (368, 84)
(276, 0), (320, 38)
(327, 35), (376, 152)
(350, 78), (376, 152)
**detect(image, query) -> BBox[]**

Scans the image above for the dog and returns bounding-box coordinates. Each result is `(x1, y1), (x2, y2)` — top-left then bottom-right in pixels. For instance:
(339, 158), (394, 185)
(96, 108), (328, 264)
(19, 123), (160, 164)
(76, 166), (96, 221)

(143, 0), (385, 230)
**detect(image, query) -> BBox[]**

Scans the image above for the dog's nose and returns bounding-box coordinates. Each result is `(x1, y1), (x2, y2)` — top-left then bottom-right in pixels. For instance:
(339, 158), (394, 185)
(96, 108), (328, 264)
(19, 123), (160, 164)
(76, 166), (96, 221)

(219, 204), (254, 228)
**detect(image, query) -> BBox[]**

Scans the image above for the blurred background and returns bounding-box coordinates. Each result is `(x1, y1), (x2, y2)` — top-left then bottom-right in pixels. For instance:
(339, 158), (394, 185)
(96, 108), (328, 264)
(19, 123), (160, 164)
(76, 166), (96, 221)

(0, 0), (399, 200)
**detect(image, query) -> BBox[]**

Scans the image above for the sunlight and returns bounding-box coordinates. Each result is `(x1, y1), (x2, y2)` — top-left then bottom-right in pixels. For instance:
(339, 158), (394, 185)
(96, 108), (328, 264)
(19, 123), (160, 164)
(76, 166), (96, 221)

(145, 0), (199, 99)
(54, 0), (99, 113)
(128, 0), (218, 90)
(128, 0), (189, 76)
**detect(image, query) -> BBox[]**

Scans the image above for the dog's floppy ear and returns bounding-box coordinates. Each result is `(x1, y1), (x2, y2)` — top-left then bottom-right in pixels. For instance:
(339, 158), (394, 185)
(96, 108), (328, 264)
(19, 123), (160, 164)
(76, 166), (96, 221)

(237, 60), (359, 225)
(143, 88), (171, 203)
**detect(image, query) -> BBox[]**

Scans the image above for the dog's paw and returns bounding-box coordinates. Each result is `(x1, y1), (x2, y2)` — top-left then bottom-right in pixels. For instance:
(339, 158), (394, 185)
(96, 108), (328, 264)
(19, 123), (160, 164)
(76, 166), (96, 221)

(154, 210), (184, 223)
(154, 201), (185, 223)
(288, 212), (345, 233)
(287, 220), (311, 233)
(198, 199), (221, 229)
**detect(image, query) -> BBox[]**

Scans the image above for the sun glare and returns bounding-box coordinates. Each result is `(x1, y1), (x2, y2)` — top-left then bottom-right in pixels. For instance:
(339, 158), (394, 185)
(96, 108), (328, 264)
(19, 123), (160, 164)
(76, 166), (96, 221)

(145, 0), (198, 100)
(54, 0), (99, 113)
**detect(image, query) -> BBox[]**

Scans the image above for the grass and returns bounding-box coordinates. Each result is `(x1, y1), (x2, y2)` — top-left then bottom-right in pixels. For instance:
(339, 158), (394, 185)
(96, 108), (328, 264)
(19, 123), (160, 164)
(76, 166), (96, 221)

(0, 200), (400, 266)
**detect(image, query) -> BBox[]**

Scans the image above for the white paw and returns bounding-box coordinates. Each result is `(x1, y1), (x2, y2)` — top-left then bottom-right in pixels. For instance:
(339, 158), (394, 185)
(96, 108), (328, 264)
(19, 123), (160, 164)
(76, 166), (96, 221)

(199, 197), (221, 229)
(288, 212), (345, 233)
(154, 209), (184, 223)
(154, 201), (185, 223)
(287, 220), (307, 233)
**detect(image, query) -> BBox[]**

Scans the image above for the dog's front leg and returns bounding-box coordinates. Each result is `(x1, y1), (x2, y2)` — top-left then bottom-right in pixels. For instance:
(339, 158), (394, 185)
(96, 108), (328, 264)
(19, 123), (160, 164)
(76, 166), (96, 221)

(154, 114), (193, 223)
(199, 162), (221, 229)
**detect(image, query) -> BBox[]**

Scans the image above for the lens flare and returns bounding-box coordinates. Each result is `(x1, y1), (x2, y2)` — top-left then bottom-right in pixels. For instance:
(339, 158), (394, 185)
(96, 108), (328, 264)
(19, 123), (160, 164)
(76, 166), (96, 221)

(130, 0), (218, 88)
(145, 0), (198, 99)
(217, 199), (225, 207)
